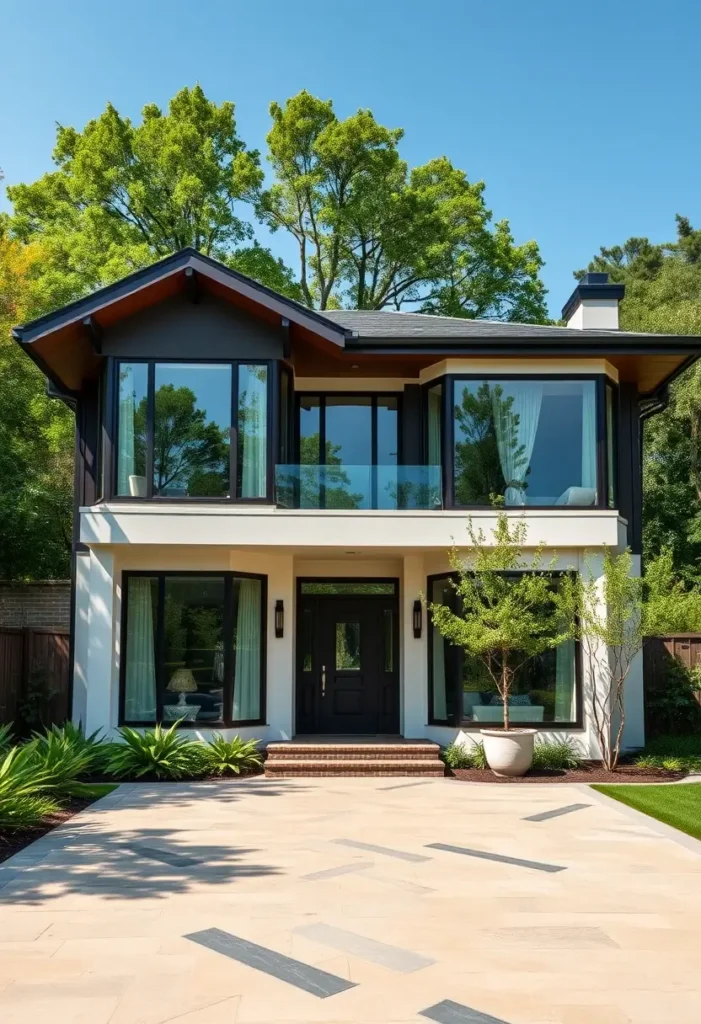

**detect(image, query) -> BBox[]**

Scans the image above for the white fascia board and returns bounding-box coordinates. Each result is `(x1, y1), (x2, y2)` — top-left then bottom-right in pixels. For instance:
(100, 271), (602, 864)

(80, 505), (623, 550)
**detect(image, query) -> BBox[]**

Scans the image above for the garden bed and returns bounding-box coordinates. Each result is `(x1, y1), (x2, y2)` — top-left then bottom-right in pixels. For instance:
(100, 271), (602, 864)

(0, 784), (116, 865)
(448, 762), (687, 783)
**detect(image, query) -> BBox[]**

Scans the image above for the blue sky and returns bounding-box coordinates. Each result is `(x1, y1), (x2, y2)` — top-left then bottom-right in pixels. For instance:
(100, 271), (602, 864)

(1, 0), (698, 317)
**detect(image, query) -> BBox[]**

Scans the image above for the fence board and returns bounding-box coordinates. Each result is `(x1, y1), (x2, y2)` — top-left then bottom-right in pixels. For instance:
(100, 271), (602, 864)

(644, 634), (701, 738)
(0, 627), (70, 727)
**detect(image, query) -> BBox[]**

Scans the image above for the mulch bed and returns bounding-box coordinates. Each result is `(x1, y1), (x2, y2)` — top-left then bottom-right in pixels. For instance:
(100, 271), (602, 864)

(0, 794), (95, 865)
(449, 763), (687, 784)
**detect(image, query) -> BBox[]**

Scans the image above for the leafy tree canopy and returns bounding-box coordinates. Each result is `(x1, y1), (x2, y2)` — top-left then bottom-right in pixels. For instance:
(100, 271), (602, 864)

(258, 90), (547, 319)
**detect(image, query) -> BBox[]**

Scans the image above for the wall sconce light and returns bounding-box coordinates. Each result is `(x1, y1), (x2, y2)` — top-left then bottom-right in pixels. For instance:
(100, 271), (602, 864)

(275, 600), (284, 638)
(413, 600), (423, 639)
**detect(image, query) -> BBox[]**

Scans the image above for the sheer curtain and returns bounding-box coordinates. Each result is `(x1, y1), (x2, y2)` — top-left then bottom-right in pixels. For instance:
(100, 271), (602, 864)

(492, 382), (543, 506)
(233, 578), (261, 720)
(428, 386), (442, 466)
(581, 383), (597, 491)
(554, 638), (576, 721)
(118, 367), (136, 495)
(124, 578), (157, 720)
(239, 366), (267, 498)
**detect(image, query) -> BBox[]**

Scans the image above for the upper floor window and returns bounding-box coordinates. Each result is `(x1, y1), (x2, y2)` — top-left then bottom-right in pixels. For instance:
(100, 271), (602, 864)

(115, 360), (269, 501)
(451, 378), (602, 508)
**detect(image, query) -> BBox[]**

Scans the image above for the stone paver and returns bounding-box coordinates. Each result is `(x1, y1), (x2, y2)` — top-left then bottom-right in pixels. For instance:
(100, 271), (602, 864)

(1, 777), (701, 1023)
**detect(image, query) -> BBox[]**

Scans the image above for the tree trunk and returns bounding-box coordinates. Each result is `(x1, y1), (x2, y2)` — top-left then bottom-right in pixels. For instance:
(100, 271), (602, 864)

(501, 660), (510, 731)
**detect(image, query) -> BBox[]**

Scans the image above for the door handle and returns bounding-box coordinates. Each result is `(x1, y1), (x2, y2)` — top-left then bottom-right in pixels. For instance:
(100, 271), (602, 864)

(321, 664), (326, 696)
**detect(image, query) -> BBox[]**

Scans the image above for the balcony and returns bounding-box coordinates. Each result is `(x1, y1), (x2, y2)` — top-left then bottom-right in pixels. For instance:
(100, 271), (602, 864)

(274, 465), (442, 511)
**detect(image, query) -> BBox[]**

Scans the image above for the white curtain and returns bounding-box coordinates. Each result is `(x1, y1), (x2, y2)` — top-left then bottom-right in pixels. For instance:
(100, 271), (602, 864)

(492, 382), (543, 506)
(233, 579), (261, 720)
(428, 387), (442, 466)
(554, 638), (576, 721)
(581, 382), (597, 490)
(117, 367), (136, 496)
(124, 578), (157, 720)
(240, 366), (267, 498)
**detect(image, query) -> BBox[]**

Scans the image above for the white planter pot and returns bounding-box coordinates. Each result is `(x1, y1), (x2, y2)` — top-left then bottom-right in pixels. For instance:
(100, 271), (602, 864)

(480, 729), (536, 777)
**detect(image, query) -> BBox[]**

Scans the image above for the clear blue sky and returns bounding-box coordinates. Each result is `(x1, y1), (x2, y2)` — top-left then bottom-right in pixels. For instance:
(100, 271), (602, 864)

(1, 0), (698, 318)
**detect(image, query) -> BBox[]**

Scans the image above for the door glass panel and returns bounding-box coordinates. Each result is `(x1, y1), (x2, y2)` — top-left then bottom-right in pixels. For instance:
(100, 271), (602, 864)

(153, 363), (231, 498)
(336, 621), (361, 670)
(237, 364), (268, 499)
(383, 608), (394, 672)
(163, 576), (226, 724)
(301, 607), (313, 672)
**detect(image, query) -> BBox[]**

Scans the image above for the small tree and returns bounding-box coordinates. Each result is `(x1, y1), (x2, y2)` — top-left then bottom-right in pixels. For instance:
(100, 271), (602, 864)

(569, 548), (644, 771)
(428, 510), (573, 730)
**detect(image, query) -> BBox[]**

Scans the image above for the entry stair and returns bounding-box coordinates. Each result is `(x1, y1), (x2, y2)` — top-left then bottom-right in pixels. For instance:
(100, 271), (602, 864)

(264, 739), (445, 778)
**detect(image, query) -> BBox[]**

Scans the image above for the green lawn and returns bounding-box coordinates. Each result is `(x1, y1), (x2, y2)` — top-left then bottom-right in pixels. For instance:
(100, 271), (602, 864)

(592, 783), (701, 841)
(66, 782), (118, 800)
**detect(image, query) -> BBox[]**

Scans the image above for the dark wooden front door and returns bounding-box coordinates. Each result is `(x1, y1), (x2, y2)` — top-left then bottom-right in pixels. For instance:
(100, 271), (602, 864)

(296, 590), (399, 735)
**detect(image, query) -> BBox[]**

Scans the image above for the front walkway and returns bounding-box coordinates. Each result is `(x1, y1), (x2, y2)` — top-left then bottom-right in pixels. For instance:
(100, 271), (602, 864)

(1, 778), (701, 1024)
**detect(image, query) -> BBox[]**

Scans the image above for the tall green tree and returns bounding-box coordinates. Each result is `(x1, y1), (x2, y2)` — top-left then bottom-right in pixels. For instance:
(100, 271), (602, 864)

(259, 91), (547, 319)
(578, 216), (701, 580)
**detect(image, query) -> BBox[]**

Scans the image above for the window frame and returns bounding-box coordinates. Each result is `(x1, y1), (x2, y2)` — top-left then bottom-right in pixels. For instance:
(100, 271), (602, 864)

(426, 570), (583, 730)
(424, 373), (615, 511)
(119, 569), (268, 728)
(108, 357), (276, 503)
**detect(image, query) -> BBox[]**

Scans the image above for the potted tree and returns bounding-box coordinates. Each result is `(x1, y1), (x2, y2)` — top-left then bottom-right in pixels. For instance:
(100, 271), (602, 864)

(429, 509), (574, 776)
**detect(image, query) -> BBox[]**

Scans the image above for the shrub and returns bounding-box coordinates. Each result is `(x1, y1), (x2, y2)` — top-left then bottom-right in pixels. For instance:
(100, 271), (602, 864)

(645, 657), (701, 737)
(0, 746), (59, 830)
(635, 735), (701, 773)
(204, 734), (262, 775)
(103, 724), (209, 780)
(532, 737), (583, 771)
(442, 740), (487, 770)
(30, 727), (96, 795)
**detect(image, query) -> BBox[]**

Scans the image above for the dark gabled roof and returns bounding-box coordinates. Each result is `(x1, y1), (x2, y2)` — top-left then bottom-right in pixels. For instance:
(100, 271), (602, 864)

(322, 308), (677, 342)
(13, 247), (349, 348)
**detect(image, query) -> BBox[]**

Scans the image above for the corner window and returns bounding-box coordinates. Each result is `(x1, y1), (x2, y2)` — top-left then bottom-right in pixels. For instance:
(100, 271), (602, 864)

(428, 572), (579, 727)
(121, 571), (266, 726)
(606, 383), (616, 509)
(114, 360), (270, 501)
(452, 378), (599, 507)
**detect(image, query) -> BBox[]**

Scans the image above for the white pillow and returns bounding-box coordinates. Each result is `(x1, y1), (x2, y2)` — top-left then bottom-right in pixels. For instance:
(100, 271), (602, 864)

(555, 486), (596, 507)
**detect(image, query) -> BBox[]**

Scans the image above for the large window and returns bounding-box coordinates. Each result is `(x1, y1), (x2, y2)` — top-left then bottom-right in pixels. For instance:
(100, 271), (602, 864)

(121, 571), (266, 726)
(428, 573), (579, 727)
(451, 378), (601, 508)
(115, 360), (270, 500)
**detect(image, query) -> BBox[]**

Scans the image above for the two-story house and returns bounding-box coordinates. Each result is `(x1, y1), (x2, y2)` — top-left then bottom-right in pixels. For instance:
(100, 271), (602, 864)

(13, 250), (701, 772)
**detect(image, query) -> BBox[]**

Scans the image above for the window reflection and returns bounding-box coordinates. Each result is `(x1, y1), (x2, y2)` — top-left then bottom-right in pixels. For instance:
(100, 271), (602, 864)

(153, 364), (231, 498)
(237, 364), (268, 499)
(453, 379), (598, 507)
(336, 622), (361, 670)
(117, 363), (148, 496)
(163, 576), (225, 723)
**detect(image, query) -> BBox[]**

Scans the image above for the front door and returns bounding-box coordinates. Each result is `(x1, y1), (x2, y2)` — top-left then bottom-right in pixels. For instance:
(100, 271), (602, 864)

(296, 588), (399, 735)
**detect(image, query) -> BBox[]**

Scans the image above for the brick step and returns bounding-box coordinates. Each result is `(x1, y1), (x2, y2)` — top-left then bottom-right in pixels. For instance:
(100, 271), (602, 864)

(264, 758), (445, 778)
(265, 746), (440, 762)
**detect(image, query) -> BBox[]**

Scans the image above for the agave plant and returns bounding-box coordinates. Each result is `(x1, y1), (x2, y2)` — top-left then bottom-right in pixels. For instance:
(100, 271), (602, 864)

(0, 745), (59, 829)
(205, 734), (262, 776)
(0, 723), (14, 756)
(30, 725), (97, 794)
(103, 724), (209, 780)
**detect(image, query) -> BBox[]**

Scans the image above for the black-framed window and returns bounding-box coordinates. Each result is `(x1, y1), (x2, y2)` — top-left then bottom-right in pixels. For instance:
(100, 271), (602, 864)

(428, 375), (615, 510)
(427, 572), (581, 729)
(120, 570), (267, 727)
(605, 382), (616, 509)
(114, 359), (271, 501)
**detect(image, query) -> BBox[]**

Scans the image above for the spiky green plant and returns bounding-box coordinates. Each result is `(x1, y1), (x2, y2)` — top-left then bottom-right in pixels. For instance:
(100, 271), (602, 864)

(531, 738), (583, 770)
(30, 727), (95, 794)
(442, 740), (487, 770)
(103, 724), (209, 780)
(0, 723), (14, 756)
(204, 734), (262, 775)
(0, 746), (59, 829)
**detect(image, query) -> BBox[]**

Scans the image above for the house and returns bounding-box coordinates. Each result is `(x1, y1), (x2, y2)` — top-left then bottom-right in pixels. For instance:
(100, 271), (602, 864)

(13, 250), (701, 772)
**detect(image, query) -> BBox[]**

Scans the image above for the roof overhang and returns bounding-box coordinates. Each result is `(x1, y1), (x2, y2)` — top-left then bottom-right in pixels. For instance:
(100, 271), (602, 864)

(12, 248), (350, 392)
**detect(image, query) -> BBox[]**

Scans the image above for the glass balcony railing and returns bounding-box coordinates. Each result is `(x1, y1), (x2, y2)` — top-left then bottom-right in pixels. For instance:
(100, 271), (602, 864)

(275, 465), (442, 510)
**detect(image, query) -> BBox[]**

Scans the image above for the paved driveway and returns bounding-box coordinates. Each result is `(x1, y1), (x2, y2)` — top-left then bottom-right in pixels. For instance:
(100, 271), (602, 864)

(1, 778), (701, 1024)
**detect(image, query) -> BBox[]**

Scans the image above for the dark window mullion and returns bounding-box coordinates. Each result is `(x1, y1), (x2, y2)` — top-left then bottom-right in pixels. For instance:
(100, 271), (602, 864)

(146, 362), (155, 499)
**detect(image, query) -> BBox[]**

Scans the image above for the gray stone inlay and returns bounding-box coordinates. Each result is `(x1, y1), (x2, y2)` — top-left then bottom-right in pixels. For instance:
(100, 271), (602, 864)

(334, 838), (430, 863)
(523, 802), (591, 822)
(295, 922), (435, 973)
(426, 843), (565, 874)
(420, 998), (510, 1023)
(302, 860), (373, 881)
(184, 928), (356, 998)
(378, 780), (434, 792)
(130, 844), (199, 869)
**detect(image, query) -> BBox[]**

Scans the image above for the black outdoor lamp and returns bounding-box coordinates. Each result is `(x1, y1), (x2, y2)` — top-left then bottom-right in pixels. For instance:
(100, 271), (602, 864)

(413, 599), (423, 639)
(275, 600), (284, 638)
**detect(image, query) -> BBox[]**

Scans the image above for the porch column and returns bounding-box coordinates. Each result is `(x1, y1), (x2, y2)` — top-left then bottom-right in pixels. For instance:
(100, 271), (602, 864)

(265, 554), (295, 739)
(84, 548), (116, 736)
(402, 554), (427, 739)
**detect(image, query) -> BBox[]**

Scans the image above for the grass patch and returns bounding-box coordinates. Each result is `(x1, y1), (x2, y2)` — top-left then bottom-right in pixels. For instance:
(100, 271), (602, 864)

(592, 782), (701, 841)
(65, 782), (118, 800)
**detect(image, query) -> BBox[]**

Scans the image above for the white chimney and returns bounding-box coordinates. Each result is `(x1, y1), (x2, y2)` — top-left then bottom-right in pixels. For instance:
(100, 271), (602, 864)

(562, 272), (625, 330)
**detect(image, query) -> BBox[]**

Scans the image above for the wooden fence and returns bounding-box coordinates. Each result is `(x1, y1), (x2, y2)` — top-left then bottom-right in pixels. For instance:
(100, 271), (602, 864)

(644, 634), (701, 738)
(0, 627), (70, 728)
